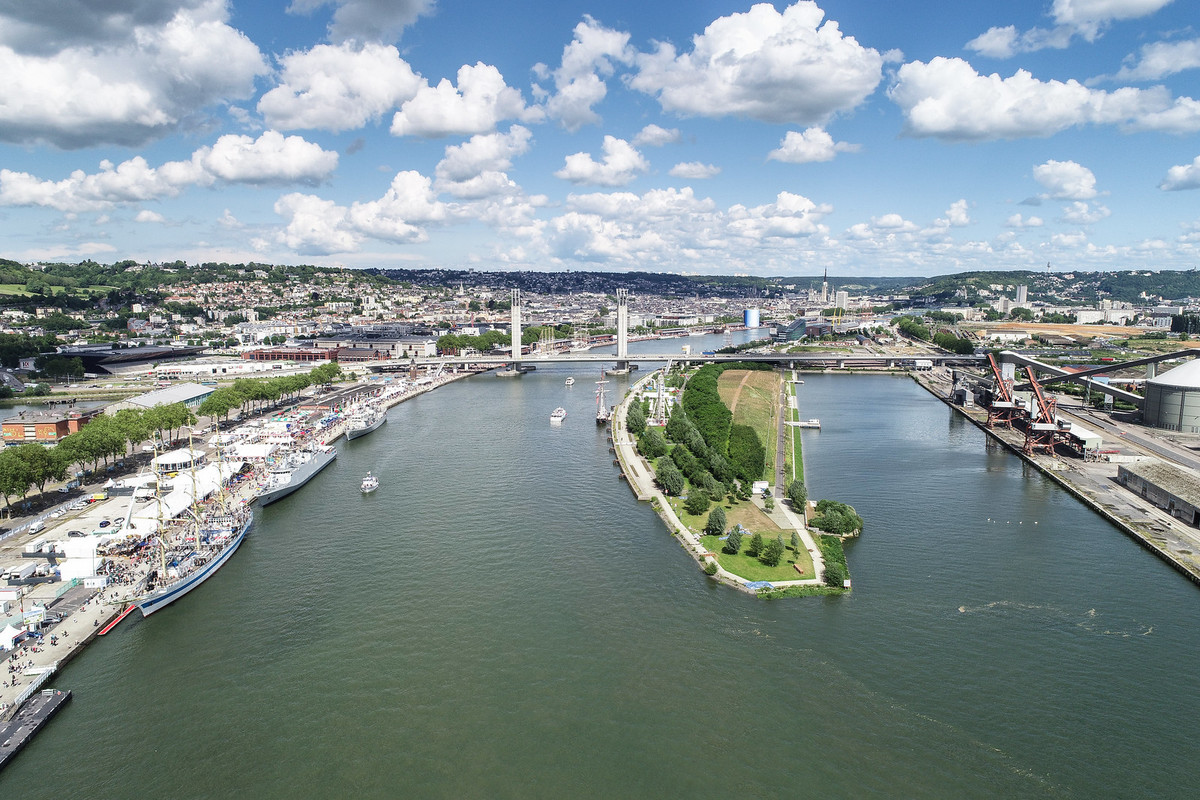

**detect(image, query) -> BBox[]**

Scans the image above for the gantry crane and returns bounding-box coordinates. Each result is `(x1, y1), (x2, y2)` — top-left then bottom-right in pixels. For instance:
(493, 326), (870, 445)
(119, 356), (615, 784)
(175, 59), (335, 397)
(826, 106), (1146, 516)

(1022, 367), (1063, 456)
(985, 353), (1023, 428)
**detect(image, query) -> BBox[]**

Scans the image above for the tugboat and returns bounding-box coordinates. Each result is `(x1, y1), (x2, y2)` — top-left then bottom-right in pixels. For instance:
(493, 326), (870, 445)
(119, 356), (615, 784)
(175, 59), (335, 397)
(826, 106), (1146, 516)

(361, 472), (379, 494)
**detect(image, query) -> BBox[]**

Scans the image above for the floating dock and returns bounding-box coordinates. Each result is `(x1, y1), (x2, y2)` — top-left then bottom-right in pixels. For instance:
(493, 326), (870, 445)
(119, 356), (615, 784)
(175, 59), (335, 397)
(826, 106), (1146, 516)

(0, 689), (72, 771)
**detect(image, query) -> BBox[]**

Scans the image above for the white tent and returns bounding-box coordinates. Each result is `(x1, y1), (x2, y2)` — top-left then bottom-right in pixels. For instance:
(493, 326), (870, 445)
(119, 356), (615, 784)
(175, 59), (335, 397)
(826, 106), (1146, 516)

(126, 460), (245, 535)
(152, 447), (205, 474)
(1, 623), (23, 650)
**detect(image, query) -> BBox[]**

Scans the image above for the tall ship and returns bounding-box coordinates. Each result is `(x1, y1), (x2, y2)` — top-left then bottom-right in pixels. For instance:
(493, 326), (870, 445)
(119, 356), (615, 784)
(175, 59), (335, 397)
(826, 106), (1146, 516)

(136, 507), (253, 616)
(595, 375), (611, 425)
(256, 444), (337, 506)
(346, 406), (387, 440)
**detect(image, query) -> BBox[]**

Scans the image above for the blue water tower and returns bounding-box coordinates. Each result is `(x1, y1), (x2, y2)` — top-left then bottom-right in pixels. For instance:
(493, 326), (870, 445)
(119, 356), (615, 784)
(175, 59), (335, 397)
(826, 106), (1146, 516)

(744, 308), (760, 328)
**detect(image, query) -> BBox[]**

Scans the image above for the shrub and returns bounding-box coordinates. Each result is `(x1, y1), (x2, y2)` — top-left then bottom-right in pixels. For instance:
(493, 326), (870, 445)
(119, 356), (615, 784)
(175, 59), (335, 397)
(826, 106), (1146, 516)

(703, 560), (719, 575)
(727, 423), (766, 482)
(785, 479), (807, 509)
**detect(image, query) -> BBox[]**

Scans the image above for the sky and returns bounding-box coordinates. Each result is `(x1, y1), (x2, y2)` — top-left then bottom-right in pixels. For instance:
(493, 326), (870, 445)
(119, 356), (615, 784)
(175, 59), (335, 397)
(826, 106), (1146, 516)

(1, 0), (1198, 277)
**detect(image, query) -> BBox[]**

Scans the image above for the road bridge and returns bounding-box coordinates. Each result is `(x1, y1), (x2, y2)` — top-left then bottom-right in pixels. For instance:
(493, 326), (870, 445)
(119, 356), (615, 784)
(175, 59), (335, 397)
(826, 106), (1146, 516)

(367, 352), (984, 373)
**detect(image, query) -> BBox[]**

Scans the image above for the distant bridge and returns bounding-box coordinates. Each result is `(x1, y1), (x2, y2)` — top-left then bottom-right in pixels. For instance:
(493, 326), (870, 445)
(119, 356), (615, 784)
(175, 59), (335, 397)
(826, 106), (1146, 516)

(367, 352), (985, 373)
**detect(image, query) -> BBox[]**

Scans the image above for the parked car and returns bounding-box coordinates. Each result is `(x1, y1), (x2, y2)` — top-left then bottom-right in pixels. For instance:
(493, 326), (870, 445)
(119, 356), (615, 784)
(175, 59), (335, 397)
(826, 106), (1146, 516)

(67, 530), (86, 537)
(98, 519), (111, 528)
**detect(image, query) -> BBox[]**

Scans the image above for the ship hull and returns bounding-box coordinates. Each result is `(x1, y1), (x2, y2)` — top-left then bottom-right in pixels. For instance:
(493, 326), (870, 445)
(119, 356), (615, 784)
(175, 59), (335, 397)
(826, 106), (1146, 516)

(346, 413), (386, 440)
(257, 448), (337, 506)
(136, 516), (252, 617)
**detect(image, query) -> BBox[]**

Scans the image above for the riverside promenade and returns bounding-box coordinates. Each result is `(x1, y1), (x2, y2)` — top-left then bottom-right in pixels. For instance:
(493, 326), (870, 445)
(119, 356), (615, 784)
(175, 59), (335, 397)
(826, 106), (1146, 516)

(611, 368), (824, 594)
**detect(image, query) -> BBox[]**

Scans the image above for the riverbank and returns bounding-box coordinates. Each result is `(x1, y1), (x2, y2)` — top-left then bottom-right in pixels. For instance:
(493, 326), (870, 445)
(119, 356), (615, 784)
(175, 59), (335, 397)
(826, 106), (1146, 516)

(1, 369), (477, 732)
(912, 369), (1200, 587)
(611, 368), (826, 596)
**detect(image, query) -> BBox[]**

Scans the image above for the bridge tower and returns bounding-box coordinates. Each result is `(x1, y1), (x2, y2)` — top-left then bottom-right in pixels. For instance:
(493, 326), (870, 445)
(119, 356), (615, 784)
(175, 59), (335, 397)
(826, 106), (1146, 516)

(510, 288), (522, 365)
(615, 288), (629, 371)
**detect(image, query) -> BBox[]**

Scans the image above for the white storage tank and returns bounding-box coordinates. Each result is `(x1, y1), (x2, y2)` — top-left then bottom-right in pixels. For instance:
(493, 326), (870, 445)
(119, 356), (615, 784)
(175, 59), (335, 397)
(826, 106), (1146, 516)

(744, 308), (760, 328)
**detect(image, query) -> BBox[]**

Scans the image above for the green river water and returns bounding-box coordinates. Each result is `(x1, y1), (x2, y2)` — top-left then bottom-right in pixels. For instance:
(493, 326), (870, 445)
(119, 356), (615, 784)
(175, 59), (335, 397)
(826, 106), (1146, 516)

(2, 336), (1197, 798)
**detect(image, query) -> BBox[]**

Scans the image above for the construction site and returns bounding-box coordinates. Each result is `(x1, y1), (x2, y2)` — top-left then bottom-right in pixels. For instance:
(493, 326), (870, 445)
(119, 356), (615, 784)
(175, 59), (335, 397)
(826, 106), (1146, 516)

(920, 349), (1200, 586)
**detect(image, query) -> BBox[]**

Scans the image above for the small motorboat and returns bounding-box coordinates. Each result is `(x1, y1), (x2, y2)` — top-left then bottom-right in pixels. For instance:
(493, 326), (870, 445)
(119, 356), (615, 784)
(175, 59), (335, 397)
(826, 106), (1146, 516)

(361, 472), (379, 494)
(565, 377), (575, 385)
(550, 407), (567, 424)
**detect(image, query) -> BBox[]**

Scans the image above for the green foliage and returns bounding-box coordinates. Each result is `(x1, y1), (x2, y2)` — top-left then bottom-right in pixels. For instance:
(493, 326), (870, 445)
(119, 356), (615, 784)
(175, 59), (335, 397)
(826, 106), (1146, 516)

(680, 364), (732, 452)
(761, 535), (785, 567)
(723, 526), (742, 554)
(818, 534), (849, 587)
(932, 332), (975, 355)
(895, 315), (931, 341)
(785, 479), (807, 509)
(811, 499), (863, 535)
(703, 560), (719, 575)
(638, 427), (668, 460)
(626, 403), (646, 436)
(790, 531), (801, 553)
(683, 489), (710, 516)
(726, 423), (765, 482)
(704, 505), (726, 537)
(747, 532), (764, 558)
(655, 459), (685, 496)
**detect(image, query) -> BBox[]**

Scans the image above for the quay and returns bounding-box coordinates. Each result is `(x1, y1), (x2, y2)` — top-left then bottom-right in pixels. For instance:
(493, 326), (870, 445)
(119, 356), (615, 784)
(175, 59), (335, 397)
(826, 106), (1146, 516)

(913, 369), (1200, 587)
(0, 689), (71, 771)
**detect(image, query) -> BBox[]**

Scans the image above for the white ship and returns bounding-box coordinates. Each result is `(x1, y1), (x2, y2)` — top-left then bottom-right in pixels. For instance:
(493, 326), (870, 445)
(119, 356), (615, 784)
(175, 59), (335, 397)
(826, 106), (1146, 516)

(256, 445), (337, 506)
(346, 407), (386, 440)
(565, 377), (575, 386)
(136, 507), (252, 617)
(361, 472), (379, 494)
(550, 407), (567, 424)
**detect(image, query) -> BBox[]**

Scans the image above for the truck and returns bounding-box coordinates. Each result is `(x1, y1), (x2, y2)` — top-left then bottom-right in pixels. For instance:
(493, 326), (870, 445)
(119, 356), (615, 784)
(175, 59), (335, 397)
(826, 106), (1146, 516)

(7, 562), (37, 581)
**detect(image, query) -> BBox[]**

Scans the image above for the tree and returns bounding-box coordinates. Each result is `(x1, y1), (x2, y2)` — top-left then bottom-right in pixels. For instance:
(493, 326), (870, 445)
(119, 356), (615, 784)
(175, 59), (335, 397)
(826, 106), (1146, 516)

(785, 479), (807, 509)
(0, 448), (33, 513)
(761, 535), (785, 567)
(723, 526), (742, 554)
(746, 532), (764, 557)
(684, 489), (709, 516)
(13, 443), (56, 493)
(655, 460), (685, 496)
(790, 531), (801, 555)
(626, 403), (646, 436)
(704, 505), (726, 537)
(637, 428), (668, 460)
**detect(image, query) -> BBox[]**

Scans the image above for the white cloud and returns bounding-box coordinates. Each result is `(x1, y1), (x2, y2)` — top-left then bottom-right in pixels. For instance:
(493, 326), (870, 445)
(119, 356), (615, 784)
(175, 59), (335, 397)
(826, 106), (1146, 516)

(1160, 156), (1200, 191)
(537, 16), (634, 131)
(1108, 37), (1200, 82)
(0, 0), (267, 148)
(286, 0), (434, 44)
(633, 125), (680, 147)
(966, 0), (1173, 56)
(768, 127), (859, 163)
(198, 131), (339, 185)
(435, 126), (533, 183)
(390, 63), (542, 138)
(1006, 213), (1044, 227)
(1033, 160), (1099, 200)
(135, 210), (166, 224)
(935, 199), (971, 228)
(0, 132), (337, 212)
(555, 136), (649, 186)
(258, 43), (423, 132)
(629, 1), (883, 125)
(273, 171), (452, 254)
(890, 57), (1200, 140)
(669, 162), (721, 179)
(1060, 201), (1111, 223)
(726, 192), (833, 239)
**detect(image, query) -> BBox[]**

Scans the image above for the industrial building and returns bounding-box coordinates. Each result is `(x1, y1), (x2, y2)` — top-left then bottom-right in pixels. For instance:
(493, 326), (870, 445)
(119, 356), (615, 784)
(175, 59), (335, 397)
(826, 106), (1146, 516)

(1, 408), (101, 445)
(105, 382), (214, 414)
(1117, 459), (1200, 526)
(1142, 359), (1200, 432)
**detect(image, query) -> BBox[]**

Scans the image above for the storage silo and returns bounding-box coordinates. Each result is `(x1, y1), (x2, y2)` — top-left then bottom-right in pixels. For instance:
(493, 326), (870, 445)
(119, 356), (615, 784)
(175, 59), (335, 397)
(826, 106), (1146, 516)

(744, 308), (760, 328)
(1142, 359), (1200, 432)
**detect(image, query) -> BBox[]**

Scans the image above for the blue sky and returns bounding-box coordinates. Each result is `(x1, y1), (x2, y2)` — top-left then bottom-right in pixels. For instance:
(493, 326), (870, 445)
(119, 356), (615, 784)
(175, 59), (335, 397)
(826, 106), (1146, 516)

(1, 0), (1198, 276)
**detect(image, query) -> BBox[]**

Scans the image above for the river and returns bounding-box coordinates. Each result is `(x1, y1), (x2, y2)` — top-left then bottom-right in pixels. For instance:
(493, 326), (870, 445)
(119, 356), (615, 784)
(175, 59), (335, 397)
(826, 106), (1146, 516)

(1, 335), (1197, 798)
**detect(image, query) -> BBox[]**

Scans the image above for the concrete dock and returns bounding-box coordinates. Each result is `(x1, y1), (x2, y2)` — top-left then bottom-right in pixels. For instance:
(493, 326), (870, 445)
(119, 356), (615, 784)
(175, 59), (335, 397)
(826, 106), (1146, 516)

(0, 688), (71, 771)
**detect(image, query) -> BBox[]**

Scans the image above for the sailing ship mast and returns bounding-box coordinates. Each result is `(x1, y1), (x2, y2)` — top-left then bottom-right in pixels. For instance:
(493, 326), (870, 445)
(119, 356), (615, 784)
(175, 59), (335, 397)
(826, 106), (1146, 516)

(595, 371), (610, 425)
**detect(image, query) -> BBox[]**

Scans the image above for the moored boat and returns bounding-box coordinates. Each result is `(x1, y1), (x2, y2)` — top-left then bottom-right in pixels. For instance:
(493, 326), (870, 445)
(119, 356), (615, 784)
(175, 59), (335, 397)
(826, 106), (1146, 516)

(135, 507), (252, 617)
(346, 407), (386, 440)
(256, 445), (338, 506)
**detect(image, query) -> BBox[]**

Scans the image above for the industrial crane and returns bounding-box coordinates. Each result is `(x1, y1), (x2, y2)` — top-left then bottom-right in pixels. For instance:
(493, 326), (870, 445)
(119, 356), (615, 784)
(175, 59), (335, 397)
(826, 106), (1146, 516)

(1023, 367), (1063, 456)
(985, 353), (1023, 428)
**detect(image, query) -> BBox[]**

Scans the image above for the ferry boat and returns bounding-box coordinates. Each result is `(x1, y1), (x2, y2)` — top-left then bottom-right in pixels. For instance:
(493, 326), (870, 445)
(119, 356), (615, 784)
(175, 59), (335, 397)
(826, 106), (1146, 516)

(361, 472), (379, 494)
(346, 407), (386, 440)
(550, 407), (567, 424)
(135, 507), (253, 617)
(564, 377), (575, 386)
(256, 445), (337, 506)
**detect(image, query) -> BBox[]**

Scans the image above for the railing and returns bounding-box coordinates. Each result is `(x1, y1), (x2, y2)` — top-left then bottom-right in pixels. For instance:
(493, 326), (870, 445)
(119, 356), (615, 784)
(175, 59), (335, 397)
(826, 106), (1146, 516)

(3, 662), (58, 720)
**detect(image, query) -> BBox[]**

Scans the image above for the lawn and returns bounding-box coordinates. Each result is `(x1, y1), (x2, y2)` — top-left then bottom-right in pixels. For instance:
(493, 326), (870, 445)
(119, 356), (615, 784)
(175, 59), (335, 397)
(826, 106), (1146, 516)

(784, 379), (805, 484)
(700, 533), (815, 582)
(717, 369), (780, 483)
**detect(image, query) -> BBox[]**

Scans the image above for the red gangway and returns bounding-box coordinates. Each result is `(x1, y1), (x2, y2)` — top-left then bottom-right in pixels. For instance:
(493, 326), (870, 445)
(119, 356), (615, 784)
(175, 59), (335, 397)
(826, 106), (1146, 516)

(97, 604), (137, 636)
